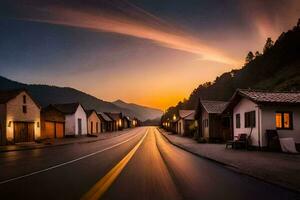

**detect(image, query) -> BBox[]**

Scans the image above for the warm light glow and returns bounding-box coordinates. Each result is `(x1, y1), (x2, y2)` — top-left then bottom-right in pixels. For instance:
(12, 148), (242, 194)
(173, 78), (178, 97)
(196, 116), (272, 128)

(275, 113), (282, 128)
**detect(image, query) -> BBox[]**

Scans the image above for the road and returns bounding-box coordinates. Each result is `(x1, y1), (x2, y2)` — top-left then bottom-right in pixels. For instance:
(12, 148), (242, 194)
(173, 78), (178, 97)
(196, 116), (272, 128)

(0, 127), (299, 200)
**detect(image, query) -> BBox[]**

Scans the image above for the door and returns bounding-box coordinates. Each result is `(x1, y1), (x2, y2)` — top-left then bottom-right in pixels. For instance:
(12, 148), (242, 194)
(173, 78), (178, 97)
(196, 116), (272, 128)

(45, 122), (55, 139)
(55, 123), (64, 138)
(14, 122), (34, 143)
(78, 118), (82, 135)
(90, 121), (93, 134)
(96, 122), (99, 133)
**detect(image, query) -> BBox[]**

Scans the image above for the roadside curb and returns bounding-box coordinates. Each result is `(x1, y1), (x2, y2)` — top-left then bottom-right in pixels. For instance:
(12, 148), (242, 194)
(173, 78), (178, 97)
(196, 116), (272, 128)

(0, 132), (128, 153)
(157, 128), (300, 194)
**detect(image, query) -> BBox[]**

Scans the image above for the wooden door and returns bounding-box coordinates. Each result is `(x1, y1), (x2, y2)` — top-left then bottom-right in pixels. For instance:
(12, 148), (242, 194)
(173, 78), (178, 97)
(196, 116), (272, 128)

(14, 122), (34, 143)
(45, 122), (55, 139)
(55, 123), (64, 138)
(91, 121), (93, 134)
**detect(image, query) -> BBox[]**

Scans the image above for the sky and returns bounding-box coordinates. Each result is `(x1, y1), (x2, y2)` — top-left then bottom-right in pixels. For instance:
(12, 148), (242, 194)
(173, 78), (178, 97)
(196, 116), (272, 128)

(0, 0), (299, 110)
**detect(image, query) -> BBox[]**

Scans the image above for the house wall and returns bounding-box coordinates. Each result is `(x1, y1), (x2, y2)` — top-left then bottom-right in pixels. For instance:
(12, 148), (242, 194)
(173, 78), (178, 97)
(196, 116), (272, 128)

(74, 105), (87, 135)
(87, 112), (101, 134)
(65, 114), (75, 136)
(6, 91), (41, 142)
(233, 98), (260, 146)
(261, 105), (300, 145)
(202, 110), (209, 139)
(0, 104), (7, 145)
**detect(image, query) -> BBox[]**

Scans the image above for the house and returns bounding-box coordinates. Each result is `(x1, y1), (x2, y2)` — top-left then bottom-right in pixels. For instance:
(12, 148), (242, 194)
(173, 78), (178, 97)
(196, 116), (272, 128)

(196, 100), (230, 142)
(123, 116), (132, 129)
(0, 89), (41, 145)
(41, 105), (65, 139)
(98, 112), (113, 132)
(86, 110), (101, 135)
(224, 89), (300, 148)
(132, 117), (139, 127)
(175, 110), (196, 136)
(53, 103), (87, 136)
(105, 112), (123, 131)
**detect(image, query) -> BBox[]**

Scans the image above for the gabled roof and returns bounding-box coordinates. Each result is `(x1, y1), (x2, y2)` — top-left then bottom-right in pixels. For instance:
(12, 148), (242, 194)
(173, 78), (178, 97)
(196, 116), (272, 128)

(98, 112), (112, 122)
(179, 110), (195, 120)
(105, 112), (122, 121)
(123, 116), (132, 122)
(224, 89), (300, 113)
(0, 89), (41, 108)
(238, 89), (300, 104)
(53, 103), (82, 115)
(86, 109), (98, 118)
(200, 100), (228, 114)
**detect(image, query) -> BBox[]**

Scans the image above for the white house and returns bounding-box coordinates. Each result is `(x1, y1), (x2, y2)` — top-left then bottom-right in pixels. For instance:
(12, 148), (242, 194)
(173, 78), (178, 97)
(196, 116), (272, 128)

(0, 89), (41, 145)
(225, 89), (300, 148)
(53, 103), (87, 136)
(176, 110), (196, 136)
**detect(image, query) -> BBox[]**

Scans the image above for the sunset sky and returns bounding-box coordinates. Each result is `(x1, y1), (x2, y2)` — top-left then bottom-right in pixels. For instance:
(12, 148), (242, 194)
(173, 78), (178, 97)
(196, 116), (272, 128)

(0, 0), (299, 110)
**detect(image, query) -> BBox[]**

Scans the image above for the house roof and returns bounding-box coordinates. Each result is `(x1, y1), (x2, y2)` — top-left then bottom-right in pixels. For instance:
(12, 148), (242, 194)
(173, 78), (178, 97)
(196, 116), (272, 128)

(52, 103), (81, 115)
(86, 109), (97, 118)
(105, 112), (122, 121)
(98, 112), (112, 121)
(200, 100), (228, 114)
(179, 110), (195, 120)
(223, 89), (300, 113)
(0, 89), (41, 108)
(238, 89), (300, 104)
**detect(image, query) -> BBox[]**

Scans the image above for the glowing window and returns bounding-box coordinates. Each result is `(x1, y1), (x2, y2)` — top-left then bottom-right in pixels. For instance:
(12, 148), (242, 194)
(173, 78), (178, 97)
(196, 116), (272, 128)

(276, 112), (293, 129)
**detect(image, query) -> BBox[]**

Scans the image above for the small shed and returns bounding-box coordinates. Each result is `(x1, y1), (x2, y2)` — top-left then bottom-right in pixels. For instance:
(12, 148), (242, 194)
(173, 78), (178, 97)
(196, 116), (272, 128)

(86, 110), (101, 135)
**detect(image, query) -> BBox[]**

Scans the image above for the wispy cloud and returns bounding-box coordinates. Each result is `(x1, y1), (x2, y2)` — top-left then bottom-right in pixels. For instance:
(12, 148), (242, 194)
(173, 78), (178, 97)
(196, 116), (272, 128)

(15, 1), (239, 65)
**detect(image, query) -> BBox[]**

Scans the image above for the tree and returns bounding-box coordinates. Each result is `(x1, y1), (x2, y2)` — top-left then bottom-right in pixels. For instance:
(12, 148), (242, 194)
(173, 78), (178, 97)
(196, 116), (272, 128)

(263, 37), (274, 53)
(255, 51), (262, 57)
(245, 51), (254, 63)
(297, 18), (300, 28)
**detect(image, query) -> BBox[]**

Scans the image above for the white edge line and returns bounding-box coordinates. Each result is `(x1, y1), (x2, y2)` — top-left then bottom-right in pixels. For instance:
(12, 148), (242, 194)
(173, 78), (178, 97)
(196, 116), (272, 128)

(0, 129), (146, 185)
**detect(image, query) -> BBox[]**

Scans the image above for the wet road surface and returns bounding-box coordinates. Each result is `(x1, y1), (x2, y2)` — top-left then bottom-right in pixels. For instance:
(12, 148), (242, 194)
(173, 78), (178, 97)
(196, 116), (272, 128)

(0, 127), (299, 200)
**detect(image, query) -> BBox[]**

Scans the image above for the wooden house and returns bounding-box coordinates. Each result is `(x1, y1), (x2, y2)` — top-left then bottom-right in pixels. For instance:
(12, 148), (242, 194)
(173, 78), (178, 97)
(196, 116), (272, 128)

(196, 100), (230, 142)
(86, 110), (101, 135)
(0, 89), (41, 145)
(98, 112), (113, 132)
(41, 105), (65, 139)
(224, 89), (300, 148)
(52, 103), (87, 136)
(105, 112), (123, 131)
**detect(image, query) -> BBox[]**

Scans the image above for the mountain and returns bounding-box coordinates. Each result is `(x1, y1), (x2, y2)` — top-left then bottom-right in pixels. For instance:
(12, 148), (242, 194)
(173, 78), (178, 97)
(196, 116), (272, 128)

(0, 76), (162, 121)
(162, 19), (300, 120)
(113, 99), (163, 121)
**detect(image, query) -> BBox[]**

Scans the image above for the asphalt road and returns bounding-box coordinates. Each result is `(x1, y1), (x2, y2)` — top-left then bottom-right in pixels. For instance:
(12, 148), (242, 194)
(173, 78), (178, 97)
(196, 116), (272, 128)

(0, 127), (299, 200)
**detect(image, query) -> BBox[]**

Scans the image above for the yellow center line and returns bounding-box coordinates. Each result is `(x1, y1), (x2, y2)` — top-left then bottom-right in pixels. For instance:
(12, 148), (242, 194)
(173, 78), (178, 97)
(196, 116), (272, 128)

(81, 128), (149, 200)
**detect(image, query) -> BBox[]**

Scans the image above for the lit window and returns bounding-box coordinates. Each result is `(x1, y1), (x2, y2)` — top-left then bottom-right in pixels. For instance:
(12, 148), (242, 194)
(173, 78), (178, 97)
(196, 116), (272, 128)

(276, 112), (293, 129)
(275, 113), (282, 128)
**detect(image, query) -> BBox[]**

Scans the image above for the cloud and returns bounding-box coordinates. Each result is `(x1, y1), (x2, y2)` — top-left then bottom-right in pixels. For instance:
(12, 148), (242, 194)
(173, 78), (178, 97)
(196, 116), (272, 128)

(14, 1), (239, 65)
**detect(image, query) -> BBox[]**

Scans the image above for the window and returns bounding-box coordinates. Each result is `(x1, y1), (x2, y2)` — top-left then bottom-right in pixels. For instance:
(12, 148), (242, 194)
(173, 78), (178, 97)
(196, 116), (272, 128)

(276, 112), (293, 129)
(23, 95), (26, 104)
(22, 105), (27, 113)
(245, 111), (255, 128)
(236, 114), (240, 128)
